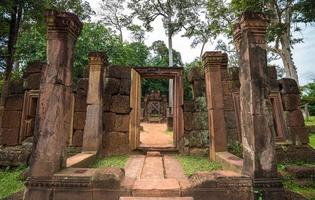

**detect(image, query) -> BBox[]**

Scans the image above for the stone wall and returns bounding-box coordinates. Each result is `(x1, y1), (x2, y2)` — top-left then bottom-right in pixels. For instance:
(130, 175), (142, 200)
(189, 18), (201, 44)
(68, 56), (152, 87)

(183, 97), (209, 155)
(71, 78), (88, 148)
(103, 65), (131, 156)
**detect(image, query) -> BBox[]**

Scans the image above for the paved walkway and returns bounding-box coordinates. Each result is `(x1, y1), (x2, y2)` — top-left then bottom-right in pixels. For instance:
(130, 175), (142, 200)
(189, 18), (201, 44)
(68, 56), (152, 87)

(140, 123), (174, 148)
(123, 152), (190, 198)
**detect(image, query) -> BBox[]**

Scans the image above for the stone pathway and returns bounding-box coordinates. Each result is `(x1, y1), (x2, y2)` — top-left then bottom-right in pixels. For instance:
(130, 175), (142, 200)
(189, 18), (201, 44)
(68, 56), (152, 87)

(140, 123), (174, 148)
(122, 152), (192, 199)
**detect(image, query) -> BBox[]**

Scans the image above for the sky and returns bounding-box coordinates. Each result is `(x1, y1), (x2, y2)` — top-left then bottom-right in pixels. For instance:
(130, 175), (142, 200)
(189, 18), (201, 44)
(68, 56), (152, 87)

(87, 0), (315, 85)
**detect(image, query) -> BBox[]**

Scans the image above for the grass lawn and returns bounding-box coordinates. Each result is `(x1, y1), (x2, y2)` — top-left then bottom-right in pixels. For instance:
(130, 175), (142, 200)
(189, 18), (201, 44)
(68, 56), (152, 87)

(176, 155), (222, 176)
(164, 130), (173, 137)
(89, 155), (129, 168)
(0, 165), (26, 199)
(309, 134), (315, 149)
(278, 163), (315, 199)
(305, 116), (315, 126)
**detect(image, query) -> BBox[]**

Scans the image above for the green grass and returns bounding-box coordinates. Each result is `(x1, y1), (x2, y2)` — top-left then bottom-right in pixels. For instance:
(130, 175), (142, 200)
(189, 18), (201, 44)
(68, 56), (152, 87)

(176, 155), (222, 176)
(164, 130), (173, 137)
(305, 116), (315, 126)
(0, 165), (26, 199)
(278, 162), (315, 199)
(89, 155), (129, 169)
(309, 134), (315, 149)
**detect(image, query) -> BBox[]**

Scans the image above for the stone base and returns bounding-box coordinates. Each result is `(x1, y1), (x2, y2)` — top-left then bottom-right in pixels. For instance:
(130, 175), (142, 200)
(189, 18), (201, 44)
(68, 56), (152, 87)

(167, 116), (173, 131)
(276, 144), (315, 163)
(253, 178), (285, 200)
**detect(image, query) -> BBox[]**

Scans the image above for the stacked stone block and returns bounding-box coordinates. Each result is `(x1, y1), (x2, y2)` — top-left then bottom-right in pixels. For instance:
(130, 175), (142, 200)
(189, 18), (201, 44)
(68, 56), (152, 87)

(183, 97), (209, 155)
(279, 78), (309, 145)
(221, 67), (240, 145)
(72, 78), (88, 147)
(0, 95), (24, 145)
(103, 65), (131, 156)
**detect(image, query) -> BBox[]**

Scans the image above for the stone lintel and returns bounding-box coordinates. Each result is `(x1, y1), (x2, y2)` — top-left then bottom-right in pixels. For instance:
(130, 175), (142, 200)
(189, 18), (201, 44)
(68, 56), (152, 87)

(234, 12), (268, 49)
(45, 9), (83, 39)
(202, 51), (228, 70)
(88, 52), (108, 66)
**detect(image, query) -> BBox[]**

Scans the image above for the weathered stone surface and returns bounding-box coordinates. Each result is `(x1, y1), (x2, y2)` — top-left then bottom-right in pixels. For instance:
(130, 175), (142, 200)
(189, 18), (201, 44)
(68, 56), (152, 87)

(203, 51), (227, 160)
(190, 148), (208, 156)
(103, 112), (115, 132)
(114, 114), (130, 132)
(194, 97), (207, 112)
(74, 94), (87, 112)
(72, 130), (83, 147)
(2, 111), (22, 128)
(223, 96), (235, 111)
(284, 110), (305, 127)
(120, 78), (131, 95)
(279, 78), (299, 94)
(0, 145), (31, 166)
(4, 95), (24, 111)
(110, 95), (130, 114)
(92, 167), (124, 189)
(281, 94), (300, 111)
(224, 111), (237, 129)
(108, 65), (131, 79)
(188, 130), (209, 147)
(104, 78), (120, 95)
(234, 12), (279, 183)
(183, 101), (194, 112)
(83, 104), (102, 151)
(285, 165), (315, 178)
(103, 94), (112, 112)
(24, 73), (41, 90)
(76, 78), (89, 96)
(276, 145), (315, 163)
(104, 132), (129, 155)
(28, 9), (83, 179)
(184, 112), (193, 131)
(0, 128), (19, 145)
(191, 112), (208, 130)
(73, 112), (86, 130)
(288, 127), (309, 144)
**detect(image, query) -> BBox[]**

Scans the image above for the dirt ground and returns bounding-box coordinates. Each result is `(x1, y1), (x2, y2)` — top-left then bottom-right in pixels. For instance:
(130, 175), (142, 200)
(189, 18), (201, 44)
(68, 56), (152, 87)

(140, 122), (174, 148)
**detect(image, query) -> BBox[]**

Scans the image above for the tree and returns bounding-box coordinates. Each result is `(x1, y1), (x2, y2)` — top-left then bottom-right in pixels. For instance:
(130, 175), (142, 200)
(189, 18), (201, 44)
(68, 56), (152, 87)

(128, 0), (198, 112)
(0, 0), (93, 111)
(148, 40), (182, 67)
(128, 24), (145, 43)
(230, 0), (315, 84)
(99, 0), (131, 43)
(294, 0), (315, 23)
(183, 0), (220, 59)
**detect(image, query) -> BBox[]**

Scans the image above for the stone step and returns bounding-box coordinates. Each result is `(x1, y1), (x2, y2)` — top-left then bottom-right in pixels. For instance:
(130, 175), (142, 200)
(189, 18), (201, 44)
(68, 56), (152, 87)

(147, 151), (161, 157)
(120, 197), (194, 200)
(132, 179), (180, 197)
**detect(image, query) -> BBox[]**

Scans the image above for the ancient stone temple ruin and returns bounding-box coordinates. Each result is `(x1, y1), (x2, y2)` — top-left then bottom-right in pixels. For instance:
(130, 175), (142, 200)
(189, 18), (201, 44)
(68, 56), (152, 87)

(142, 90), (168, 123)
(0, 10), (314, 200)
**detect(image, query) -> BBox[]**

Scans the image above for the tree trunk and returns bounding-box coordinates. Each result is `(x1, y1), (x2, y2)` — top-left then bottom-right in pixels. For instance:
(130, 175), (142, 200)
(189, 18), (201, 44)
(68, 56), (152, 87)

(168, 28), (174, 115)
(0, 1), (22, 121)
(200, 41), (206, 59)
(119, 28), (123, 43)
(280, 34), (299, 84)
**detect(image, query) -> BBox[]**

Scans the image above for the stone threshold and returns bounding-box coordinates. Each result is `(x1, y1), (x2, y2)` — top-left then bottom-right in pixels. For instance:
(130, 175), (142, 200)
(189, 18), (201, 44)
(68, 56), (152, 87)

(66, 151), (96, 168)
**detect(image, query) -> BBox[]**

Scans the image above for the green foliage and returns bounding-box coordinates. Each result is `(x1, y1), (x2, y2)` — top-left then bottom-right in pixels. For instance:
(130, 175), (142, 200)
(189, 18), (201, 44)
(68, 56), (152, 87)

(278, 162), (315, 199)
(176, 155), (222, 176)
(309, 134), (315, 149)
(294, 0), (315, 23)
(228, 141), (243, 158)
(305, 116), (315, 126)
(0, 165), (26, 199)
(89, 155), (129, 169)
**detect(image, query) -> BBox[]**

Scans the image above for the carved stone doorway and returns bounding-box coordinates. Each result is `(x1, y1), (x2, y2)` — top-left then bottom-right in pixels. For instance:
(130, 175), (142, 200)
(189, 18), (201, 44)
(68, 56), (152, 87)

(129, 67), (184, 150)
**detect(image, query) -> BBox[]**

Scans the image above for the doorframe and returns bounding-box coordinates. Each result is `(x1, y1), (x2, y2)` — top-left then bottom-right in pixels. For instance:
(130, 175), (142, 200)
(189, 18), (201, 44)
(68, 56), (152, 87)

(129, 67), (184, 150)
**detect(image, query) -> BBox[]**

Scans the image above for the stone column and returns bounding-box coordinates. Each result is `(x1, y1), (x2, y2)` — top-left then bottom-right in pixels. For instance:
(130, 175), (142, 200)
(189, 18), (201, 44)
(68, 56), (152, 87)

(234, 12), (284, 199)
(29, 10), (82, 177)
(82, 52), (107, 152)
(203, 51), (227, 160)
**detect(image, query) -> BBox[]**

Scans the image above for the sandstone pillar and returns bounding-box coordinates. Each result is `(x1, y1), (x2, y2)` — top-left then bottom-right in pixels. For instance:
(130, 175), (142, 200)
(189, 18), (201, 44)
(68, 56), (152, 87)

(234, 12), (284, 199)
(29, 10), (82, 177)
(82, 52), (106, 152)
(203, 51), (227, 160)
